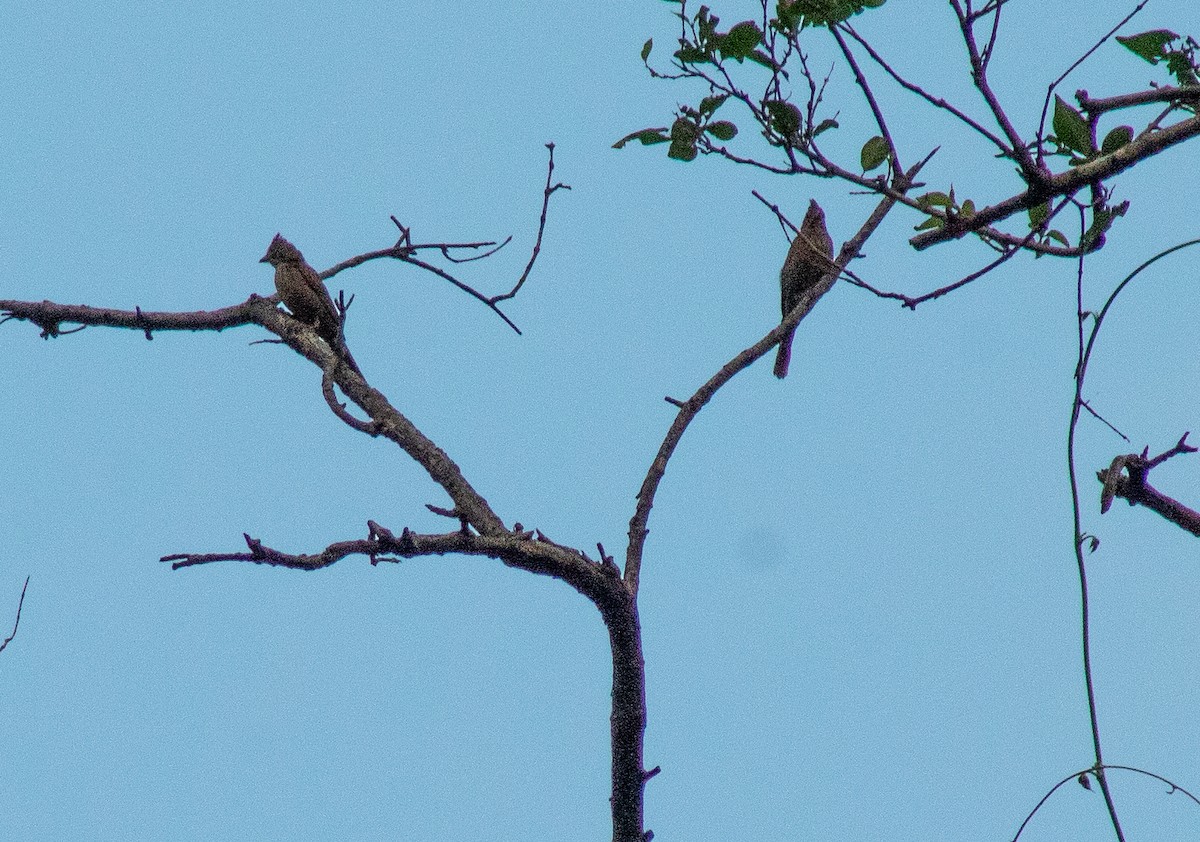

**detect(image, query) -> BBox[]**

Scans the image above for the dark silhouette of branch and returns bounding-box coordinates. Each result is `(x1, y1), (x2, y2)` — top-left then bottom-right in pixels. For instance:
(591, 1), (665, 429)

(1098, 435), (1200, 533)
(625, 159), (925, 594)
(492, 143), (571, 303)
(0, 576), (29, 656)
(1035, 1), (1150, 158)
(839, 22), (1011, 155)
(830, 26), (901, 177)
(1011, 763), (1200, 842)
(162, 516), (650, 841)
(318, 145), (569, 334)
(911, 114), (1200, 250)
(0, 297), (269, 338)
(1065, 234), (1200, 842)
(949, 0), (1042, 182)
(1078, 84), (1200, 116)
(887, 194), (1076, 308)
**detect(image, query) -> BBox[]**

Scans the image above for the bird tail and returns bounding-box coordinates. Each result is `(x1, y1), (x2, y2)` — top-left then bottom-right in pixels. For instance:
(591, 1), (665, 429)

(773, 329), (794, 379)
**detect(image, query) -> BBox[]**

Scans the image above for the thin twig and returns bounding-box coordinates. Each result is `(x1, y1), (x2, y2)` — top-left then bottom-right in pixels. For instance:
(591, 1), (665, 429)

(1037, 1), (1149, 159)
(0, 576), (29, 656)
(840, 23), (1011, 156)
(492, 143), (571, 303)
(830, 26), (901, 176)
(1010, 764), (1200, 842)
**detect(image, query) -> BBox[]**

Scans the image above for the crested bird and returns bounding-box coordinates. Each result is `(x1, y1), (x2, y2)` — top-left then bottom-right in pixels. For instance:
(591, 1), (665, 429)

(774, 200), (834, 379)
(260, 233), (361, 375)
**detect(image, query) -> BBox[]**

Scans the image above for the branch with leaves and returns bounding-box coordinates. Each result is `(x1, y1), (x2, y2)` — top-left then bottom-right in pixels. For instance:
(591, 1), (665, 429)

(619, 3), (1200, 840)
(618, 0), (1200, 301)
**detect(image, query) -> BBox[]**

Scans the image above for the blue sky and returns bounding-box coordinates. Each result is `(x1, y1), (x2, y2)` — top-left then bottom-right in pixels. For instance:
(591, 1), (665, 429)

(3, 1), (1200, 839)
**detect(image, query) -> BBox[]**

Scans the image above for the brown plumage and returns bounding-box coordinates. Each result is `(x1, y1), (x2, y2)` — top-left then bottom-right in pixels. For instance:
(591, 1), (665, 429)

(260, 233), (361, 375)
(774, 200), (834, 379)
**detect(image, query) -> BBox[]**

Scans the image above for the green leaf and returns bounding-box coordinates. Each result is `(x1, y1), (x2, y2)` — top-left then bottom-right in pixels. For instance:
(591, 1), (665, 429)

(668, 117), (699, 161)
(763, 100), (802, 138)
(699, 94), (729, 116)
(641, 38), (653, 62)
(914, 215), (943, 232)
(775, 1), (803, 33)
(780, 0), (888, 28)
(705, 120), (738, 141)
(670, 117), (698, 143)
(674, 45), (710, 64)
(1116, 29), (1178, 64)
(1028, 202), (1048, 229)
(915, 191), (952, 209)
(718, 21), (763, 61)
(697, 6), (717, 44)
(1048, 230), (1069, 247)
(747, 49), (780, 71)
(1100, 125), (1134, 155)
(612, 128), (671, 149)
(1052, 95), (1094, 157)
(960, 199), (975, 217)
(859, 135), (889, 172)
(1166, 51), (1199, 86)
(1079, 201), (1129, 252)
(668, 143), (699, 162)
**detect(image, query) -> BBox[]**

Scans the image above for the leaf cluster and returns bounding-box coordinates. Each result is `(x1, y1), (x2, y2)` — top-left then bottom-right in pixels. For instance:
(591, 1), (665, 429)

(775, 0), (886, 34)
(673, 6), (776, 69)
(1117, 28), (1200, 87)
(612, 93), (738, 162)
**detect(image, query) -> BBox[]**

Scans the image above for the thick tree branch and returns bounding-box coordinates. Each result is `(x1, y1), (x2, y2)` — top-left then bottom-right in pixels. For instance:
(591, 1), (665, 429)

(163, 518), (649, 842)
(0, 297), (268, 337)
(910, 113), (1200, 250)
(1078, 84), (1200, 116)
(2, 291), (508, 536)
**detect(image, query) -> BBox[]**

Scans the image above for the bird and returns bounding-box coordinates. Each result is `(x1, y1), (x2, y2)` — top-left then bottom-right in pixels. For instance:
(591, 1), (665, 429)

(774, 200), (834, 379)
(260, 233), (361, 375)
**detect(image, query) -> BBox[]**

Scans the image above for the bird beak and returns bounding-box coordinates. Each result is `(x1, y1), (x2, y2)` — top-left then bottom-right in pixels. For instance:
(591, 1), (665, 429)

(259, 253), (271, 264)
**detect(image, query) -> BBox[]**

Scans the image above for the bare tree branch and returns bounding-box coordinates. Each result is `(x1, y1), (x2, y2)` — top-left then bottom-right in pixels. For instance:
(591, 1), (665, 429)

(492, 143), (571, 303)
(317, 145), (569, 334)
(624, 158), (927, 594)
(0, 576), (29, 656)
(839, 22), (1011, 156)
(1098, 435), (1200, 533)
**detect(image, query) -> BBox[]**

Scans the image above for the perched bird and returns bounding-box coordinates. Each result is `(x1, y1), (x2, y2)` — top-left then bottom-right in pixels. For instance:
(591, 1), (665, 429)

(260, 233), (361, 375)
(774, 200), (834, 379)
